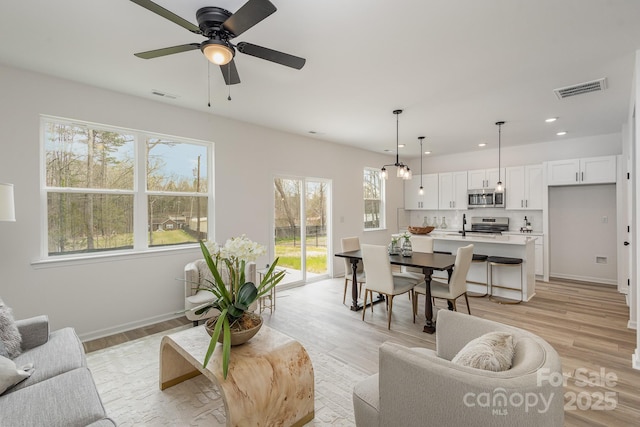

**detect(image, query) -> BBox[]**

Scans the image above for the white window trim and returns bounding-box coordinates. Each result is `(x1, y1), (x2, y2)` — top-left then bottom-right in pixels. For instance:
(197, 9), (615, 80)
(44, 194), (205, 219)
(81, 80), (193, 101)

(363, 167), (386, 231)
(37, 115), (214, 264)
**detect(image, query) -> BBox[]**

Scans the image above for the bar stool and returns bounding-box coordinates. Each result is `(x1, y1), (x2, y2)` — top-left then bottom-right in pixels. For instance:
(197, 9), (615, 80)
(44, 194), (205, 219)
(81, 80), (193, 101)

(467, 253), (488, 297)
(487, 256), (524, 304)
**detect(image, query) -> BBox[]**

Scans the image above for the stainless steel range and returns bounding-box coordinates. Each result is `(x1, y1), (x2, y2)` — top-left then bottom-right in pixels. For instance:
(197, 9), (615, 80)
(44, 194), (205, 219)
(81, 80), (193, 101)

(468, 217), (509, 234)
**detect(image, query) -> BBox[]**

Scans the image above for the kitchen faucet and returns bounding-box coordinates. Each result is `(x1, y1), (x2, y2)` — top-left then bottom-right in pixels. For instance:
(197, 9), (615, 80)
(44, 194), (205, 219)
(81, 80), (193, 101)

(462, 214), (467, 237)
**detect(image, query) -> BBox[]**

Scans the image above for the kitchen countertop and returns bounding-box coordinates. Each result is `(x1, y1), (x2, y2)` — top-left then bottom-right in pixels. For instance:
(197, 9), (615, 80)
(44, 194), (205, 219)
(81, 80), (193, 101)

(428, 231), (537, 245)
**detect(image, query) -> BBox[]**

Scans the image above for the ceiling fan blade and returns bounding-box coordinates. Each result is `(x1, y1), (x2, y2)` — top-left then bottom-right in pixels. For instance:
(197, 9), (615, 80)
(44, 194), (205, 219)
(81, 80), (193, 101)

(220, 60), (241, 85)
(236, 42), (306, 70)
(222, 0), (277, 37)
(134, 43), (200, 59)
(130, 0), (201, 34)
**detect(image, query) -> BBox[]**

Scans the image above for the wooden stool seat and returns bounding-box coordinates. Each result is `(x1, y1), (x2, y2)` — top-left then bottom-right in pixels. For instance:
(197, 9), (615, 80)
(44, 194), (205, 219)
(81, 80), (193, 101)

(487, 256), (524, 304)
(467, 253), (489, 297)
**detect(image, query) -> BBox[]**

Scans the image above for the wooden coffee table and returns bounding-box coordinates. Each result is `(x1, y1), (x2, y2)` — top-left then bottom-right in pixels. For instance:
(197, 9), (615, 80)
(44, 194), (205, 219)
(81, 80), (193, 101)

(159, 324), (314, 427)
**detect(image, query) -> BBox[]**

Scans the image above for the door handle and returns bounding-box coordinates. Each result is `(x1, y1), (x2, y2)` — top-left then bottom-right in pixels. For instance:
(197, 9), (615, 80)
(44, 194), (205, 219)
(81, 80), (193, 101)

(624, 241), (630, 246)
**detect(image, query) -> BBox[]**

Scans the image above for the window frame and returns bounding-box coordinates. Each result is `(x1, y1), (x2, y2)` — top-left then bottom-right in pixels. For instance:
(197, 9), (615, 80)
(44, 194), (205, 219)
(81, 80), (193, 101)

(38, 115), (214, 262)
(363, 167), (386, 231)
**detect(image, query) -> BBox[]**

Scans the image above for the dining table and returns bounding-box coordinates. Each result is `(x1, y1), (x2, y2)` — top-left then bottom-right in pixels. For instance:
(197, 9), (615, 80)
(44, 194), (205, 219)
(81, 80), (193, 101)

(334, 249), (456, 333)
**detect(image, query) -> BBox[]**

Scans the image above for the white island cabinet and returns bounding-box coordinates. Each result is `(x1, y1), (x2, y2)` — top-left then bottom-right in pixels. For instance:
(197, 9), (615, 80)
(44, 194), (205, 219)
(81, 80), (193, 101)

(430, 232), (537, 302)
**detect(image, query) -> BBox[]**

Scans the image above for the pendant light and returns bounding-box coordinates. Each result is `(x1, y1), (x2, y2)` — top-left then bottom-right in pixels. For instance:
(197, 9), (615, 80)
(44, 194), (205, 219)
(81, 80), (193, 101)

(381, 109), (411, 180)
(495, 121), (505, 192)
(418, 136), (425, 194)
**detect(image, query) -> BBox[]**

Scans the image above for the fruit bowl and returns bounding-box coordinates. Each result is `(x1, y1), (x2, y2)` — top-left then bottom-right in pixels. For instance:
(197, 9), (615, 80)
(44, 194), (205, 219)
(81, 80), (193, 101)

(408, 226), (435, 235)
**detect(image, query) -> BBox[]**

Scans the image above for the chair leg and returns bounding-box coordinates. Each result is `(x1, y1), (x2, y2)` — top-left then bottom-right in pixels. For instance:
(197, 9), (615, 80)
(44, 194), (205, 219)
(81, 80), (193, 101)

(411, 291), (416, 324)
(464, 293), (471, 315)
(192, 320), (199, 327)
(387, 295), (394, 330)
(362, 290), (368, 321)
(447, 299), (455, 311)
(343, 278), (348, 304)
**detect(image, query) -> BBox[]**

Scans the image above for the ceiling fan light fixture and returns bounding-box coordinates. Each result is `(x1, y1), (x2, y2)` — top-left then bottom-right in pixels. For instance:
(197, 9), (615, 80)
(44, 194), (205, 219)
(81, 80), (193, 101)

(201, 39), (234, 65)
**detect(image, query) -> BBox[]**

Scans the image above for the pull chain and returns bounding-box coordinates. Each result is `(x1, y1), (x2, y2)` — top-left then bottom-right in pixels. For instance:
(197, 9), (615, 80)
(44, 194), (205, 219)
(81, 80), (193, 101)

(207, 61), (211, 108)
(227, 64), (232, 101)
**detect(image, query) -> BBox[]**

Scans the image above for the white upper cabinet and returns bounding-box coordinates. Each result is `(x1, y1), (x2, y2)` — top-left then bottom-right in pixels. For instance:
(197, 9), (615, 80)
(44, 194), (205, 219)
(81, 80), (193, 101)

(547, 155), (616, 186)
(404, 173), (438, 210)
(439, 171), (467, 210)
(467, 168), (503, 189)
(505, 164), (543, 210)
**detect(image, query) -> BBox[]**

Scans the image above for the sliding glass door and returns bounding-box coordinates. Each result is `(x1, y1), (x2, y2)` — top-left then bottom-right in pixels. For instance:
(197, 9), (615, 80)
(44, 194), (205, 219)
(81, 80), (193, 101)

(274, 176), (331, 286)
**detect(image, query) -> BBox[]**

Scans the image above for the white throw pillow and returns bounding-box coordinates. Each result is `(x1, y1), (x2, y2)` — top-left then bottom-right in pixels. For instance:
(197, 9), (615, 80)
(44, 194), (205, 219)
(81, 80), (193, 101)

(0, 355), (33, 395)
(0, 298), (22, 358)
(452, 331), (515, 372)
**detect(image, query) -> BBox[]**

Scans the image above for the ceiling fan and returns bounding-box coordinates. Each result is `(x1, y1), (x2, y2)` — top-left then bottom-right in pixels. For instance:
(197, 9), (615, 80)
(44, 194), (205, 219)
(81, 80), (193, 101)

(129, 0), (306, 85)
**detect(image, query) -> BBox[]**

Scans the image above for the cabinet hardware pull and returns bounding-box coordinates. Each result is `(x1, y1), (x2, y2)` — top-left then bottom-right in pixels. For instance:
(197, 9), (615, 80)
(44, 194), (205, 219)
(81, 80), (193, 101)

(581, 172), (584, 181)
(576, 172), (578, 182)
(521, 200), (523, 207)
(525, 200), (528, 207)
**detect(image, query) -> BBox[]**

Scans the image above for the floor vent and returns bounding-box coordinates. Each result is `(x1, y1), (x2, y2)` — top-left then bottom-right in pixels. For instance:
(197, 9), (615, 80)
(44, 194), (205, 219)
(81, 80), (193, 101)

(554, 78), (607, 99)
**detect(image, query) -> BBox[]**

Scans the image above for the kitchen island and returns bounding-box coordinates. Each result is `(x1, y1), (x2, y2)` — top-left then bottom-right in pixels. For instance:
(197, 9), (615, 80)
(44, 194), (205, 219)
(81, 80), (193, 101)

(428, 232), (537, 302)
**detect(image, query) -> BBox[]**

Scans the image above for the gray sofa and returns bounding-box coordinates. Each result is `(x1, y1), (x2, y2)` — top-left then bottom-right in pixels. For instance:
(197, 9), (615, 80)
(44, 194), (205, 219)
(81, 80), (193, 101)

(353, 310), (564, 426)
(0, 315), (115, 427)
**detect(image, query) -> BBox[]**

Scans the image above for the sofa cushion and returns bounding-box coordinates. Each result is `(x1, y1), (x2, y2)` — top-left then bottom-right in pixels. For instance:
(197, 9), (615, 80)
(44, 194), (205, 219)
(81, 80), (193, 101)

(452, 331), (515, 372)
(353, 373), (379, 427)
(0, 355), (33, 395)
(0, 367), (111, 427)
(8, 327), (86, 393)
(0, 339), (8, 358)
(0, 298), (22, 358)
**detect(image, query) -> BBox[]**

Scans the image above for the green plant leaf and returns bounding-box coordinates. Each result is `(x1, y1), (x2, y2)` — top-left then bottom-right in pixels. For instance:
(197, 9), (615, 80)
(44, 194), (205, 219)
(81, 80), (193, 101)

(200, 241), (232, 303)
(237, 281), (258, 306)
(203, 308), (227, 369)
(222, 316), (231, 379)
(256, 258), (286, 297)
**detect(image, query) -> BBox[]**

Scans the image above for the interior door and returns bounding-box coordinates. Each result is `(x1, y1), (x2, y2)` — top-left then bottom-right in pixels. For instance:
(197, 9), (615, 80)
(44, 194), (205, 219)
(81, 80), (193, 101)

(273, 176), (330, 286)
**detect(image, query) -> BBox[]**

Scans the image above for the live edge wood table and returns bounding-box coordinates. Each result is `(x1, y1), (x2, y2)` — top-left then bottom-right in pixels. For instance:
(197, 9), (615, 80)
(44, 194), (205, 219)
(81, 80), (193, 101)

(159, 324), (314, 427)
(335, 249), (456, 333)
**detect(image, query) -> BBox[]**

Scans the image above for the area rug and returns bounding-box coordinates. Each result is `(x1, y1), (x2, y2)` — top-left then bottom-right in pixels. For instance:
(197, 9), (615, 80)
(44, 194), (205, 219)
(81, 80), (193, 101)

(86, 326), (366, 426)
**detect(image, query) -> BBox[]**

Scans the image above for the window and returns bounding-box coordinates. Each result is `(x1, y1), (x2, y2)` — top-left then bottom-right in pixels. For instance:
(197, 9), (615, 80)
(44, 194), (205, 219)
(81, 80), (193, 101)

(363, 167), (385, 230)
(42, 116), (211, 257)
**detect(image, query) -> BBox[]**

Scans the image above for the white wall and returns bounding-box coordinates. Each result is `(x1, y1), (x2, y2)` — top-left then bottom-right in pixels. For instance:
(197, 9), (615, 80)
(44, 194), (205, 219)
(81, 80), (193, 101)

(0, 64), (403, 339)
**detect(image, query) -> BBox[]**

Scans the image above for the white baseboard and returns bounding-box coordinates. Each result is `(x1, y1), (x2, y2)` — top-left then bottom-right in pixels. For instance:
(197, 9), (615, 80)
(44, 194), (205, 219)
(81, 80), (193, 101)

(628, 320), (637, 330)
(633, 350), (640, 370)
(549, 273), (617, 286)
(78, 312), (184, 342)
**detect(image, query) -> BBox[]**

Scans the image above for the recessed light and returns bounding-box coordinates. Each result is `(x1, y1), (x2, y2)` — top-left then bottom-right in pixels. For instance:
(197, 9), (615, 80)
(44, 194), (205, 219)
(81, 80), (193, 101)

(398, 144), (406, 148)
(545, 117), (558, 123)
(556, 131), (567, 136)
(478, 143), (487, 147)
(424, 151), (431, 155)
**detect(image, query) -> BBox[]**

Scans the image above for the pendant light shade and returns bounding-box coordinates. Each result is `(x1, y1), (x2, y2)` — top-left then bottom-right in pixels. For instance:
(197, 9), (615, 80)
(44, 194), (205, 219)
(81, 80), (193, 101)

(381, 109), (411, 180)
(495, 121), (505, 192)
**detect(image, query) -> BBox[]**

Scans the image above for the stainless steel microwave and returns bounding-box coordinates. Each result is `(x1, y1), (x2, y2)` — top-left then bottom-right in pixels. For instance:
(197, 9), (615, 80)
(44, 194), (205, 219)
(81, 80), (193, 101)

(467, 189), (505, 209)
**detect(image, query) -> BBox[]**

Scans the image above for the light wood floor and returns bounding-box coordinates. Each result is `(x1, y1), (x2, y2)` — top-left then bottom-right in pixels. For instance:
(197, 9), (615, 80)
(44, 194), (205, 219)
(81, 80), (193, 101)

(84, 277), (640, 426)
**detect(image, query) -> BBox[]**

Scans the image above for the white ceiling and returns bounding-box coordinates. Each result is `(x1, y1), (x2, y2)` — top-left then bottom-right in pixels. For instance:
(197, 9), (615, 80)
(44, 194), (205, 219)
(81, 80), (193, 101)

(1, 0), (640, 158)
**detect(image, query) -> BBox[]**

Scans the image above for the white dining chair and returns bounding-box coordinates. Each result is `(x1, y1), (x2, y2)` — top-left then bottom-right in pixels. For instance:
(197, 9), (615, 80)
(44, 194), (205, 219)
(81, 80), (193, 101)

(341, 236), (365, 304)
(412, 244), (474, 320)
(361, 244), (425, 330)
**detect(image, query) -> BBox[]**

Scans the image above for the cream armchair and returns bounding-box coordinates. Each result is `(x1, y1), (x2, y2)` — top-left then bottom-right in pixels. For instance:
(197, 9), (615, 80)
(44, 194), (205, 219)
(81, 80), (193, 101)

(184, 259), (257, 326)
(353, 310), (564, 426)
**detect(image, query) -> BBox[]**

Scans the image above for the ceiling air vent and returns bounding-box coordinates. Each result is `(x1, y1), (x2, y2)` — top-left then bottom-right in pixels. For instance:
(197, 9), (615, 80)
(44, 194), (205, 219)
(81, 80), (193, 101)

(553, 78), (607, 100)
(151, 90), (178, 100)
